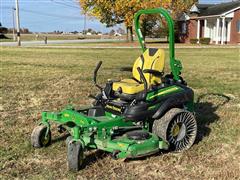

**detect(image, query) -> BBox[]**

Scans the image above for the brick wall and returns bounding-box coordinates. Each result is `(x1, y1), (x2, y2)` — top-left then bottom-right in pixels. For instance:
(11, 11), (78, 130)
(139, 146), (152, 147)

(178, 9), (239, 44)
(230, 9), (240, 44)
(178, 19), (197, 43)
(188, 20), (198, 42)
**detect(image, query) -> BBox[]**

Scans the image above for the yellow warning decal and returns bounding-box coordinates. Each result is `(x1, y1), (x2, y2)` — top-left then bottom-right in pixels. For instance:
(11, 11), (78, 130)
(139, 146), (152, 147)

(105, 105), (122, 112)
(118, 143), (126, 148)
(63, 113), (70, 117)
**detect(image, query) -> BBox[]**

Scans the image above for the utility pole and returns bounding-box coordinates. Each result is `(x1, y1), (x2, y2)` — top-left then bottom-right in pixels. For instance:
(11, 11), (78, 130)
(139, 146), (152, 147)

(12, 7), (16, 41)
(15, 0), (21, 46)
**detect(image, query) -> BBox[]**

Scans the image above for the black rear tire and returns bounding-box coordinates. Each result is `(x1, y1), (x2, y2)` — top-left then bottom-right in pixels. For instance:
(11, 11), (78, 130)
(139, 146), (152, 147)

(31, 125), (51, 148)
(152, 108), (197, 152)
(67, 141), (84, 171)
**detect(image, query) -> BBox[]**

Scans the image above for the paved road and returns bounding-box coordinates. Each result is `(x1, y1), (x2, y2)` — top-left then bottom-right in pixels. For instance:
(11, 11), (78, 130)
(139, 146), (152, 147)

(0, 39), (124, 47)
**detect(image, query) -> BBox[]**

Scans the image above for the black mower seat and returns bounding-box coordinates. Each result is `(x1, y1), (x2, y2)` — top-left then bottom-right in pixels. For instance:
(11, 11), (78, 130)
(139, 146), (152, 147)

(112, 48), (165, 95)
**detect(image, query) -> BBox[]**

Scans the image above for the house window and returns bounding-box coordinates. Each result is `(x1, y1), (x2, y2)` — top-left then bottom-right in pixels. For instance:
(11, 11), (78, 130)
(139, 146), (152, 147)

(237, 20), (240, 32)
(182, 22), (187, 34)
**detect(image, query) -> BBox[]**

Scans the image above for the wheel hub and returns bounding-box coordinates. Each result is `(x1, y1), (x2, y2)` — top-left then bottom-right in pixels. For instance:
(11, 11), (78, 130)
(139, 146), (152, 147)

(171, 123), (187, 141)
(41, 133), (50, 146)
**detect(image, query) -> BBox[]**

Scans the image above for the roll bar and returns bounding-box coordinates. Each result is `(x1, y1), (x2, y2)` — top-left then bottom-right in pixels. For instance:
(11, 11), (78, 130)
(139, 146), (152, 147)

(134, 8), (182, 81)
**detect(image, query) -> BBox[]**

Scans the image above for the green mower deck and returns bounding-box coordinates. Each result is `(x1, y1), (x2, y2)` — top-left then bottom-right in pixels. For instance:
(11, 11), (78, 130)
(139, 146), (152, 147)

(42, 107), (168, 158)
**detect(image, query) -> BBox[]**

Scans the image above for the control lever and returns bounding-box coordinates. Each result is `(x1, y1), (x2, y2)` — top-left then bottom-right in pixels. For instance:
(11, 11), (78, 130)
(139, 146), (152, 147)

(93, 61), (103, 90)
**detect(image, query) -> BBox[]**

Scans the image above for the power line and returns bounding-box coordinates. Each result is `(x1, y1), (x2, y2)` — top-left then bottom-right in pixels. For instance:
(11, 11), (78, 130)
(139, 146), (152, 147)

(50, 0), (80, 10)
(19, 15), (82, 25)
(1, 6), (14, 9)
(1, 6), (82, 19)
(20, 8), (83, 20)
(63, 0), (79, 4)
(1, 6), (84, 30)
(63, 0), (78, 2)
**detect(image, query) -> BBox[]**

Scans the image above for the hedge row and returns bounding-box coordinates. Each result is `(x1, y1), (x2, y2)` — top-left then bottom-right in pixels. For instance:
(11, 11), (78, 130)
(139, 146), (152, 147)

(190, 38), (211, 45)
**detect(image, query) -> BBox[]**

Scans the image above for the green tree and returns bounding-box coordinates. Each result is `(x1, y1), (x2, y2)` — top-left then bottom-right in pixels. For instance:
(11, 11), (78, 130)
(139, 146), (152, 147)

(79, 0), (171, 41)
(79, 0), (197, 41)
(0, 22), (8, 39)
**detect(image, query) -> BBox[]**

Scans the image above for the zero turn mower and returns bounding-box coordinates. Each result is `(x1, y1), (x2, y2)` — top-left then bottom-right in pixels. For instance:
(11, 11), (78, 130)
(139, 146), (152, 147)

(31, 8), (197, 171)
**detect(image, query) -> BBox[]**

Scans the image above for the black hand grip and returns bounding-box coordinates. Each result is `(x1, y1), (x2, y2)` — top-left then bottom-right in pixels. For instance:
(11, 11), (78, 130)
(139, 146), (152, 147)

(137, 67), (147, 99)
(94, 61), (102, 84)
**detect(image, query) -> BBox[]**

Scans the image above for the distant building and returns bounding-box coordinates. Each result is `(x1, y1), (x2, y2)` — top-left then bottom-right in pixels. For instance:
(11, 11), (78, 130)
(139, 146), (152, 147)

(178, 1), (240, 44)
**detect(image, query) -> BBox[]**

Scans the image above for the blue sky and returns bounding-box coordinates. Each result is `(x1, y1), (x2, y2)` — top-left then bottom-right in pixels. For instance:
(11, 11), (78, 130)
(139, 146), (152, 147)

(0, 0), (232, 33)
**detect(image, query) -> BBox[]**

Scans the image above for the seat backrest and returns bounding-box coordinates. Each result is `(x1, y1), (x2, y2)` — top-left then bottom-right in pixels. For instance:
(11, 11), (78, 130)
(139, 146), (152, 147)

(132, 48), (165, 85)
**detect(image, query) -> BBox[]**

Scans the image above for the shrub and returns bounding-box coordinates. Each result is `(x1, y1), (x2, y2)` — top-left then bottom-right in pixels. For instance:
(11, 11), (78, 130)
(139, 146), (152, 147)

(0, 25), (8, 39)
(190, 38), (198, 44)
(0, 34), (8, 39)
(200, 38), (211, 45)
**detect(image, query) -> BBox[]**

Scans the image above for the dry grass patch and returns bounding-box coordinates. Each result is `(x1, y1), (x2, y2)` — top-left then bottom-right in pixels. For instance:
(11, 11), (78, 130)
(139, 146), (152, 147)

(0, 47), (239, 179)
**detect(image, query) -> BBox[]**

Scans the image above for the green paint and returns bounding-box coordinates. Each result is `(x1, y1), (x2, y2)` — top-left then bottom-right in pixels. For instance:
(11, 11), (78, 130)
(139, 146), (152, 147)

(40, 108), (166, 158)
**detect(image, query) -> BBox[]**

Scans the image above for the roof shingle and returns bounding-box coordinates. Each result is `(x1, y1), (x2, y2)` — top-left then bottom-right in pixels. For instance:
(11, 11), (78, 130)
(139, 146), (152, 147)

(196, 1), (240, 16)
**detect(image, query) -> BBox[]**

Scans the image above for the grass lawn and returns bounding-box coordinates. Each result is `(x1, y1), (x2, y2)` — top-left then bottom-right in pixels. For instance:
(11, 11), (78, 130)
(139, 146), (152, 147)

(0, 46), (240, 179)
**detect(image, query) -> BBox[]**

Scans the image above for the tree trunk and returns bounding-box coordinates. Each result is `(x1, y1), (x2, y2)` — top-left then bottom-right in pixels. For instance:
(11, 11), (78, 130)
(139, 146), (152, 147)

(126, 27), (129, 42)
(142, 19), (147, 41)
(129, 26), (134, 42)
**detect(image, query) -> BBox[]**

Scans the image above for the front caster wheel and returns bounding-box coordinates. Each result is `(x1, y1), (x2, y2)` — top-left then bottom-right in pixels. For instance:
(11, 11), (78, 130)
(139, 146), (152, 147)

(65, 136), (73, 146)
(31, 125), (51, 148)
(153, 108), (197, 152)
(67, 141), (84, 171)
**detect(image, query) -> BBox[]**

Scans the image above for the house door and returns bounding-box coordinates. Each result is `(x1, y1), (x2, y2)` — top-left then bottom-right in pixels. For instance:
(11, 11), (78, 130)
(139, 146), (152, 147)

(208, 23), (214, 42)
(206, 19), (214, 42)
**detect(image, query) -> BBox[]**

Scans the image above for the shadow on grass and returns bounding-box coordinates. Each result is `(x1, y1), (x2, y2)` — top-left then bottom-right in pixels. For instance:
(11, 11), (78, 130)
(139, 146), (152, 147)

(194, 93), (230, 143)
(120, 66), (132, 72)
(51, 133), (70, 144)
(83, 150), (108, 167)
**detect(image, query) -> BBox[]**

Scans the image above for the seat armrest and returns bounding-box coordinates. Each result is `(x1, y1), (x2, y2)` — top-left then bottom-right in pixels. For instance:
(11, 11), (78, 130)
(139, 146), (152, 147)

(143, 69), (163, 76)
